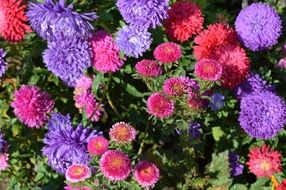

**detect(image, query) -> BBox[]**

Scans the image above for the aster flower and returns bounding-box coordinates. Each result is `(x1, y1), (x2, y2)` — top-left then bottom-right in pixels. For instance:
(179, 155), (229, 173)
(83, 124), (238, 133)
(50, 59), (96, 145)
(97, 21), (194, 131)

(0, 153), (9, 171)
(247, 144), (281, 177)
(115, 25), (152, 58)
(99, 150), (131, 181)
(135, 59), (162, 77)
(229, 152), (244, 177)
(65, 164), (92, 183)
(74, 92), (103, 122)
(276, 58), (286, 69)
(0, 48), (7, 77)
(42, 113), (101, 174)
(43, 37), (92, 87)
(164, 1), (204, 42)
(187, 95), (206, 110)
(147, 92), (174, 119)
(154, 42), (182, 63)
(189, 122), (201, 138)
(234, 73), (274, 100)
(27, 0), (97, 40)
(0, 0), (31, 41)
(193, 23), (238, 60)
(74, 75), (93, 96)
(194, 59), (223, 81)
(109, 122), (136, 144)
(116, 0), (168, 29)
(277, 180), (286, 190)
(239, 91), (286, 139)
(11, 85), (54, 128)
(91, 30), (124, 73)
(162, 76), (199, 97)
(87, 136), (109, 156)
(134, 161), (160, 188)
(209, 93), (225, 111)
(65, 185), (91, 190)
(235, 3), (282, 51)
(0, 132), (8, 153)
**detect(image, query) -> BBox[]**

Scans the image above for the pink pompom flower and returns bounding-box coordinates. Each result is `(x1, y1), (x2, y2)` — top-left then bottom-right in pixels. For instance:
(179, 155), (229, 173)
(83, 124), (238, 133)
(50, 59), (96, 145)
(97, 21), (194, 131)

(109, 122), (136, 143)
(74, 75), (93, 95)
(246, 144), (282, 178)
(134, 161), (160, 188)
(0, 153), (9, 171)
(194, 59), (223, 81)
(154, 42), (182, 64)
(99, 150), (131, 181)
(135, 59), (162, 77)
(65, 164), (92, 183)
(87, 136), (109, 156)
(11, 85), (54, 128)
(147, 92), (175, 119)
(91, 30), (124, 73)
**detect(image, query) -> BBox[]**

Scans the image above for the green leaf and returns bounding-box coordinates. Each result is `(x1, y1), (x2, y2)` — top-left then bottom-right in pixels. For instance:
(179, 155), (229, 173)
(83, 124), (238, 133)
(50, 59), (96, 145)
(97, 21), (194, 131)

(230, 184), (248, 190)
(92, 73), (103, 95)
(212, 126), (224, 141)
(125, 83), (143, 98)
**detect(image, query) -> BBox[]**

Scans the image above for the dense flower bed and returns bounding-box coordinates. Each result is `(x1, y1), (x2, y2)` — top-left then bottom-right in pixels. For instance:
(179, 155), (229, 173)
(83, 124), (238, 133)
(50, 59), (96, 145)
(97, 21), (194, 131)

(1, 0), (286, 189)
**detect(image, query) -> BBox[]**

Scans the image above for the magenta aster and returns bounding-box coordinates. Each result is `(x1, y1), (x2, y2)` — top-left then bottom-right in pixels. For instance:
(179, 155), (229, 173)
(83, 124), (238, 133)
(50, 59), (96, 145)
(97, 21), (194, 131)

(65, 164), (92, 183)
(74, 75), (93, 95)
(0, 153), (9, 171)
(109, 122), (136, 144)
(135, 59), (162, 77)
(99, 150), (131, 181)
(134, 161), (160, 188)
(147, 92), (174, 119)
(87, 136), (109, 156)
(194, 59), (223, 81)
(154, 42), (182, 64)
(11, 85), (54, 128)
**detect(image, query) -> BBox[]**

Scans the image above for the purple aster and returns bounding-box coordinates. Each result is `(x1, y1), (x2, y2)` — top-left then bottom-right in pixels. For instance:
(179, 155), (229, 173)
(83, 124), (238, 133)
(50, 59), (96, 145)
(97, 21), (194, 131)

(27, 0), (97, 40)
(43, 37), (92, 87)
(209, 93), (225, 111)
(276, 58), (286, 69)
(42, 112), (101, 174)
(115, 25), (152, 58)
(116, 0), (169, 29)
(229, 152), (244, 177)
(0, 48), (7, 77)
(189, 122), (201, 138)
(0, 132), (8, 153)
(235, 3), (282, 51)
(234, 73), (274, 100)
(239, 91), (286, 139)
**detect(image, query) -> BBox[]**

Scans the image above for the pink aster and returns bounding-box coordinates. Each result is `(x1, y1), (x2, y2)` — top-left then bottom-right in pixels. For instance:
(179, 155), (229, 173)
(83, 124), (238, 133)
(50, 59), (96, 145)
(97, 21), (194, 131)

(87, 136), (109, 156)
(0, 153), (9, 171)
(163, 76), (199, 97)
(74, 92), (103, 122)
(147, 92), (175, 119)
(99, 150), (131, 181)
(109, 122), (136, 144)
(187, 94), (206, 110)
(65, 164), (92, 183)
(91, 30), (124, 73)
(154, 42), (182, 64)
(74, 75), (93, 95)
(11, 85), (54, 128)
(135, 59), (163, 77)
(134, 161), (160, 188)
(246, 144), (282, 178)
(194, 59), (223, 81)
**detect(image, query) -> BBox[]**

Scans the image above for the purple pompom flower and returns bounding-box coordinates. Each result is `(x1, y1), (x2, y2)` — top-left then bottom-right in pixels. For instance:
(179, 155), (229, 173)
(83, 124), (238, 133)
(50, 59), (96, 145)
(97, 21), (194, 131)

(42, 113), (101, 174)
(116, 0), (168, 29)
(0, 48), (7, 77)
(189, 122), (201, 138)
(234, 73), (274, 100)
(229, 152), (244, 177)
(43, 37), (92, 87)
(27, 0), (97, 40)
(235, 3), (282, 51)
(239, 91), (286, 139)
(0, 132), (8, 153)
(115, 25), (152, 58)
(209, 93), (225, 111)
(277, 58), (286, 69)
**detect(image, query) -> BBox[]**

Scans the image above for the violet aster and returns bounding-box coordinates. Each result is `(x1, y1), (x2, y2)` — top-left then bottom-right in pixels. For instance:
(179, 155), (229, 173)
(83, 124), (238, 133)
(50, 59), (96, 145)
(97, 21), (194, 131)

(27, 0), (97, 40)
(42, 113), (101, 174)
(189, 121), (201, 138)
(0, 132), (8, 153)
(235, 3), (282, 51)
(229, 152), (244, 177)
(43, 37), (92, 87)
(234, 73), (274, 100)
(115, 25), (152, 58)
(239, 91), (286, 139)
(116, 0), (168, 29)
(0, 48), (7, 77)
(209, 93), (225, 111)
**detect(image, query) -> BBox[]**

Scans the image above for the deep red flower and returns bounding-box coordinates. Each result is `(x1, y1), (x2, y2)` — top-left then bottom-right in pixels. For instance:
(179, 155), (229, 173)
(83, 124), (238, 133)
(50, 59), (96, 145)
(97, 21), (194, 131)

(277, 179), (286, 190)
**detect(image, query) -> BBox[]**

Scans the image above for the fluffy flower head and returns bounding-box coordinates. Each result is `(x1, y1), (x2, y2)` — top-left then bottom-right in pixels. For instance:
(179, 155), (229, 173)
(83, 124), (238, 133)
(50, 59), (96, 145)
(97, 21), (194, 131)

(65, 164), (91, 183)
(0, 48), (7, 77)
(99, 150), (131, 181)
(74, 75), (93, 95)
(189, 122), (201, 138)
(134, 161), (160, 187)
(0, 153), (9, 171)
(164, 1), (204, 42)
(135, 59), (162, 77)
(194, 59), (222, 81)
(147, 92), (174, 118)
(109, 122), (136, 143)
(87, 136), (109, 156)
(229, 152), (244, 177)
(11, 85), (54, 128)
(235, 3), (282, 51)
(154, 42), (182, 63)
(209, 93), (225, 111)
(247, 145), (281, 177)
